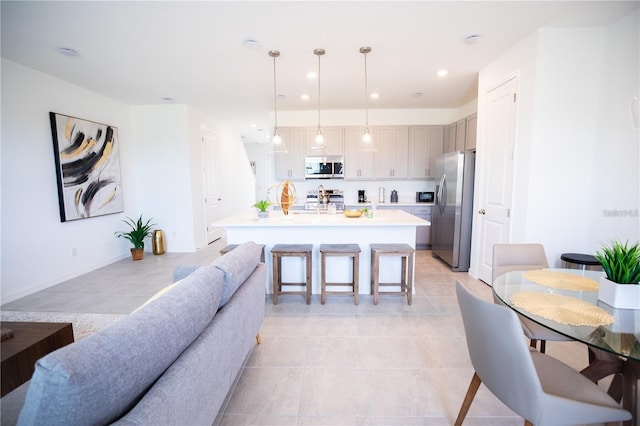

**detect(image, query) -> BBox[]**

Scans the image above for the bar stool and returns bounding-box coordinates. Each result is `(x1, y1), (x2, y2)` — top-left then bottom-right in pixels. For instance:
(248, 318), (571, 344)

(319, 244), (361, 305)
(271, 244), (313, 305)
(220, 244), (265, 262)
(560, 253), (602, 271)
(370, 243), (415, 305)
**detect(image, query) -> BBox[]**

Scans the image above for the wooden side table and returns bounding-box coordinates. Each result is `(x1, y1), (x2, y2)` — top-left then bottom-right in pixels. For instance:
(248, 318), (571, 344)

(1, 322), (74, 396)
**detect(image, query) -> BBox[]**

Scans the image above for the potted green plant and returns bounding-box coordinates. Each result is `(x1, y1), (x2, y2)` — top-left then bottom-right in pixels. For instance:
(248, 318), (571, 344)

(253, 200), (271, 220)
(115, 215), (156, 260)
(594, 239), (640, 309)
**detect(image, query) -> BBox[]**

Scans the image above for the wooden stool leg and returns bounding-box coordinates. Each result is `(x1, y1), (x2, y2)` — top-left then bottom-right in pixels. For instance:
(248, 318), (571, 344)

(407, 252), (413, 305)
(272, 253), (279, 305)
(321, 252), (326, 305)
(305, 252), (312, 305)
(353, 253), (359, 305)
(373, 252), (380, 305)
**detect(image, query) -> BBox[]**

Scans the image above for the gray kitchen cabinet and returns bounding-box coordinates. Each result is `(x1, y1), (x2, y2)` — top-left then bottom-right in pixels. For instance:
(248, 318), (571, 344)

(305, 126), (344, 156)
(376, 126), (409, 179)
(274, 127), (306, 181)
(445, 122), (456, 153)
(413, 206), (432, 248)
(465, 113), (477, 151)
(344, 127), (375, 179)
(376, 205), (431, 248)
(409, 126), (444, 179)
(455, 119), (466, 152)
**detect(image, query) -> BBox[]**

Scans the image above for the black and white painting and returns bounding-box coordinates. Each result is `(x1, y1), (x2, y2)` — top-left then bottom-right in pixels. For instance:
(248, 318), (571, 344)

(50, 112), (123, 222)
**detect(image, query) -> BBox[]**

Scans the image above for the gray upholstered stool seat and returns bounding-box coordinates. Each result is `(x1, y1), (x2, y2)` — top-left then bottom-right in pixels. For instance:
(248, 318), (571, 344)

(271, 244), (313, 305)
(319, 244), (361, 305)
(221, 243), (265, 262)
(370, 243), (415, 305)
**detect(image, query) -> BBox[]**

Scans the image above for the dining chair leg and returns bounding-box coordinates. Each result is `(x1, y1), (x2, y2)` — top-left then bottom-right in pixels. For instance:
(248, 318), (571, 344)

(454, 372), (481, 426)
(529, 339), (538, 350)
(540, 340), (546, 354)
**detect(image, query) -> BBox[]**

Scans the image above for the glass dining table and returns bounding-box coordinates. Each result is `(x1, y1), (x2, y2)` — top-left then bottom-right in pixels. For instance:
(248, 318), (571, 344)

(493, 269), (639, 425)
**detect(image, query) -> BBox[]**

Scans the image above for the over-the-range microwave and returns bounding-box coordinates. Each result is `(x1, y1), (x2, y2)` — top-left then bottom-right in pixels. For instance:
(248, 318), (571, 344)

(305, 156), (344, 179)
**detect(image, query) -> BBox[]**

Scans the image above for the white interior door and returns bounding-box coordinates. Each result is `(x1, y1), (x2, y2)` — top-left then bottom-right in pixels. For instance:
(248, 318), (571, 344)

(202, 130), (223, 244)
(477, 76), (519, 283)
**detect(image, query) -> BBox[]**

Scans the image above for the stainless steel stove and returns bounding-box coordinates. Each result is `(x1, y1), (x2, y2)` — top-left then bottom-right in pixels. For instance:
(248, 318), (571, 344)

(304, 189), (345, 211)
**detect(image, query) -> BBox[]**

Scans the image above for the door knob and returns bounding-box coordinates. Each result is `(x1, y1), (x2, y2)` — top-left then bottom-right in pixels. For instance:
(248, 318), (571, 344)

(478, 209), (486, 214)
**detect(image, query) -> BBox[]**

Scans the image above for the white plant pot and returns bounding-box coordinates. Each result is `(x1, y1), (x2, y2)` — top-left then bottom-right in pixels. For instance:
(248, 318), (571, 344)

(257, 211), (269, 221)
(598, 276), (640, 309)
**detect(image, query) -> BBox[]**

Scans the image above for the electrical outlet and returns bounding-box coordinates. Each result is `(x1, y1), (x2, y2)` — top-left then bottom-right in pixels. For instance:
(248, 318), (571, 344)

(71, 247), (77, 257)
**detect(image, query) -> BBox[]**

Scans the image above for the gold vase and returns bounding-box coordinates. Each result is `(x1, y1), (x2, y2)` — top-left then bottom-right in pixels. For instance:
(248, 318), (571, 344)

(152, 230), (166, 255)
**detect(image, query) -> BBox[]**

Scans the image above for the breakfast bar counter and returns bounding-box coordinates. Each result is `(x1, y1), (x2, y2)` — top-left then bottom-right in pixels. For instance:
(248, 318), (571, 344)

(214, 210), (429, 296)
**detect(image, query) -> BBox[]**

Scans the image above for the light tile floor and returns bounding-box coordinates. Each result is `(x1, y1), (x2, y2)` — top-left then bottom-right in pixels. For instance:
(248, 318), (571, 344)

(1, 242), (613, 425)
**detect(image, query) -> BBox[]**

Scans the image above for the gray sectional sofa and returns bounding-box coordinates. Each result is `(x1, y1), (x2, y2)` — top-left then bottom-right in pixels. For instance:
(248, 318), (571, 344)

(17, 241), (265, 426)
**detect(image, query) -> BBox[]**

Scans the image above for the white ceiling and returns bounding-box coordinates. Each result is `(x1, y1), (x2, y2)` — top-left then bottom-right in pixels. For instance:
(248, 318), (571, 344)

(2, 1), (638, 143)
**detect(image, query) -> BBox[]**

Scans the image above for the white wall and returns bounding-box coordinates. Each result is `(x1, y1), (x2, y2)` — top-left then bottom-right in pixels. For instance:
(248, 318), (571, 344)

(1, 60), (257, 303)
(472, 10), (639, 273)
(131, 105), (196, 252)
(589, 10), (640, 249)
(1, 59), (136, 302)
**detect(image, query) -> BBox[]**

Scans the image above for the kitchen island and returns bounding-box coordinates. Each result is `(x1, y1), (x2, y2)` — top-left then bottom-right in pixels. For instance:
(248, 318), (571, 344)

(213, 209), (429, 296)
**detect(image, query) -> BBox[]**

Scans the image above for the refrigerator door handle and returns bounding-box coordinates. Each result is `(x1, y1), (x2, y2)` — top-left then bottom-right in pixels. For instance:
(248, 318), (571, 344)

(437, 174), (446, 215)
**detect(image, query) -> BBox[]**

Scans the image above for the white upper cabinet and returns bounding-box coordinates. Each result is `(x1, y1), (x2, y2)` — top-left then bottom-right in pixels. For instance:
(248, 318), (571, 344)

(376, 126), (409, 179)
(274, 127), (306, 181)
(344, 127), (375, 180)
(409, 126), (444, 179)
(465, 113), (477, 151)
(305, 126), (343, 156)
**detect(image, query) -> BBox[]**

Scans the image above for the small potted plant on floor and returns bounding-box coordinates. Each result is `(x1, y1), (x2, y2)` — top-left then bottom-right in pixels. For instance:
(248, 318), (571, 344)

(594, 239), (640, 309)
(115, 215), (156, 260)
(253, 200), (271, 220)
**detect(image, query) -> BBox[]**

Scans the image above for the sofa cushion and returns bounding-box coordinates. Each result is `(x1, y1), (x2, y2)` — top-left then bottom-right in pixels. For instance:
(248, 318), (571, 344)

(213, 241), (263, 307)
(17, 264), (225, 426)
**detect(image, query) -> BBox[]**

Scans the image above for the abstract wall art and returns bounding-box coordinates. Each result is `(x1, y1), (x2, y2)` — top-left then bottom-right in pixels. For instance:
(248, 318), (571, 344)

(50, 112), (123, 222)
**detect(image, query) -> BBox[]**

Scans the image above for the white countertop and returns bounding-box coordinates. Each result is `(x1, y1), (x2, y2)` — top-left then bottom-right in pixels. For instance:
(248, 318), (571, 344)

(214, 209), (430, 228)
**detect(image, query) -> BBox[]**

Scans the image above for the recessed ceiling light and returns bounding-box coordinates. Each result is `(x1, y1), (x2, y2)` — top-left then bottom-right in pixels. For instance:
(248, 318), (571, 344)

(411, 92), (423, 98)
(162, 97), (174, 102)
(57, 47), (78, 57)
(464, 34), (481, 44)
(301, 94), (310, 101)
(307, 72), (317, 79)
(437, 69), (448, 77)
(242, 39), (260, 49)
(250, 124), (256, 128)
(370, 93), (379, 99)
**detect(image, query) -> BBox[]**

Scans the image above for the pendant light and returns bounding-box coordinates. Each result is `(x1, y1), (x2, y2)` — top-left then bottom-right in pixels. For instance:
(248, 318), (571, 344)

(268, 50), (287, 154)
(312, 48), (326, 152)
(359, 46), (377, 151)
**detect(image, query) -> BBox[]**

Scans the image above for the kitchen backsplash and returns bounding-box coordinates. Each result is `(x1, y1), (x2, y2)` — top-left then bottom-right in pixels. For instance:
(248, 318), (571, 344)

(280, 179), (437, 204)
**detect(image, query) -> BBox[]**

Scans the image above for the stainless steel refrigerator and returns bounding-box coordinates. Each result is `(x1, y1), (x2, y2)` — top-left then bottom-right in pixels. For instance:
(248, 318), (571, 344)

(431, 151), (475, 272)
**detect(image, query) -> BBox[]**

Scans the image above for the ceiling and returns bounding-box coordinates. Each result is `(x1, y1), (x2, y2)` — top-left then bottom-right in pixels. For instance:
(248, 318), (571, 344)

(2, 1), (638, 143)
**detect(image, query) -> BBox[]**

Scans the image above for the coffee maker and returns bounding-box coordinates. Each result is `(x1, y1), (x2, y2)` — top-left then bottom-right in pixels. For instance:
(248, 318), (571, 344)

(358, 190), (367, 203)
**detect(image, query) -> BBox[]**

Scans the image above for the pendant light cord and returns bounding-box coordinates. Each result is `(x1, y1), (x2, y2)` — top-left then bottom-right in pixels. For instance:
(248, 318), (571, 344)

(317, 51), (321, 133)
(273, 55), (278, 131)
(364, 50), (369, 130)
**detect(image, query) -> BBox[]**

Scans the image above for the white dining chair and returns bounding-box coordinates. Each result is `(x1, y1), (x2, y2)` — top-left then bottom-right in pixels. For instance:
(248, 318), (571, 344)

(492, 243), (571, 353)
(454, 281), (631, 425)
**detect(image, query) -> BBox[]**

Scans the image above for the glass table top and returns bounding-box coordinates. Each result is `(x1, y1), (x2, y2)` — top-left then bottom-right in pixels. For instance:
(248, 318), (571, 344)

(493, 269), (640, 361)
